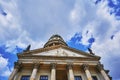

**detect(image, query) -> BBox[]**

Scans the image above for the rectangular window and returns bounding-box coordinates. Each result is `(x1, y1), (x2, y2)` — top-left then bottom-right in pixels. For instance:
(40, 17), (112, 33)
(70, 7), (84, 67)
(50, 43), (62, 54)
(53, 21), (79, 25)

(40, 75), (48, 80)
(21, 75), (30, 80)
(92, 76), (98, 80)
(74, 76), (82, 80)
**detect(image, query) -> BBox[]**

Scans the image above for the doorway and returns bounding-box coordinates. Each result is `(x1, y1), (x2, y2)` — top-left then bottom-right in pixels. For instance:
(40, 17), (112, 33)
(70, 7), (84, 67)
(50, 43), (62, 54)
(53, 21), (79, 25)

(56, 70), (68, 80)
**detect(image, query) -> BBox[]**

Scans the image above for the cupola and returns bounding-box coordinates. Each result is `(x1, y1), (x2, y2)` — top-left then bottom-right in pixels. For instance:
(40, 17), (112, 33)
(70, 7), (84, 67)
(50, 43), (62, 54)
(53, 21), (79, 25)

(44, 34), (67, 48)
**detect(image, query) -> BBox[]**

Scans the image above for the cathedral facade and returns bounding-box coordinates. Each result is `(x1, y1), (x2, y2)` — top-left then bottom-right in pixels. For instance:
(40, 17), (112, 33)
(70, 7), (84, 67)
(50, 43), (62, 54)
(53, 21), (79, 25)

(9, 35), (111, 80)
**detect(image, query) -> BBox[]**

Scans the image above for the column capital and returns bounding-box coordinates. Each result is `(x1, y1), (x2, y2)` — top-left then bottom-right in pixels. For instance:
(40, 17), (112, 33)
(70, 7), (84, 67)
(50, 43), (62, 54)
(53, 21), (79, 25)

(14, 62), (22, 69)
(82, 64), (89, 70)
(34, 63), (40, 69)
(67, 63), (73, 69)
(97, 63), (104, 71)
(51, 63), (56, 69)
(97, 64), (110, 80)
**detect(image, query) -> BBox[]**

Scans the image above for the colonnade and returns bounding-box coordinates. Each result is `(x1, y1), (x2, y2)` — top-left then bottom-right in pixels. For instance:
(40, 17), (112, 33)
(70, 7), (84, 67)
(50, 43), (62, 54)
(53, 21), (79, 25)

(9, 62), (110, 80)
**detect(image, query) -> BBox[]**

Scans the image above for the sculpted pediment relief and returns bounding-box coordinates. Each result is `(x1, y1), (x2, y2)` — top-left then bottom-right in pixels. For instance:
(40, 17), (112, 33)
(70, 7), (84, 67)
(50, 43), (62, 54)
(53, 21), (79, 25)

(33, 48), (89, 57)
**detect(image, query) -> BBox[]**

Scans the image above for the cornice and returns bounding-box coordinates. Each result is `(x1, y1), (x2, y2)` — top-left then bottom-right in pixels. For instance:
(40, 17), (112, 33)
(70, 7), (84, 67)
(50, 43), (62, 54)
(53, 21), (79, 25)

(17, 45), (101, 60)
(18, 54), (100, 61)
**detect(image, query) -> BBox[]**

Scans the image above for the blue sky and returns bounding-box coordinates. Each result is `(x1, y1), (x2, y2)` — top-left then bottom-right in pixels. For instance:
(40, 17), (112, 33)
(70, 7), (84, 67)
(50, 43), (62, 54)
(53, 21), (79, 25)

(0, 0), (120, 80)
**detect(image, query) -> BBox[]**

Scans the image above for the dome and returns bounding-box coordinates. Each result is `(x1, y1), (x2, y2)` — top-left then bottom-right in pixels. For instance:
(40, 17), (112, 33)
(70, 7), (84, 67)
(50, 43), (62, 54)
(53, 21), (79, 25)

(44, 34), (68, 48)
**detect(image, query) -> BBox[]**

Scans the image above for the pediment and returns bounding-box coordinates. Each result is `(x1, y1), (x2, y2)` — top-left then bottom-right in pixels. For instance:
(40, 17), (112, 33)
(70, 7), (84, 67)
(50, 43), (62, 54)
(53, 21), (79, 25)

(32, 47), (95, 58)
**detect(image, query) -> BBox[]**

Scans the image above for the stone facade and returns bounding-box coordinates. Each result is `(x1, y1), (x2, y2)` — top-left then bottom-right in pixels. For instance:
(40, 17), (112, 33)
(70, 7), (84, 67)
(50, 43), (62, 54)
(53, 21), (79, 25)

(9, 34), (111, 80)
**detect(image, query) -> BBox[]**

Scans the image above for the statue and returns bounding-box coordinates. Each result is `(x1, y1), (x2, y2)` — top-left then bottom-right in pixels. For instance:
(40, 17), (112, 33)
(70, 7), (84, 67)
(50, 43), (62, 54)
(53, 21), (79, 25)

(88, 48), (94, 55)
(23, 44), (31, 52)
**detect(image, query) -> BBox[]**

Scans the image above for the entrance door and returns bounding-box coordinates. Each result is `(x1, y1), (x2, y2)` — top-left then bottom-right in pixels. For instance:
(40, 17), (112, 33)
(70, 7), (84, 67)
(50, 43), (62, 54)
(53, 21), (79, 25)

(56, 70), (68, 80)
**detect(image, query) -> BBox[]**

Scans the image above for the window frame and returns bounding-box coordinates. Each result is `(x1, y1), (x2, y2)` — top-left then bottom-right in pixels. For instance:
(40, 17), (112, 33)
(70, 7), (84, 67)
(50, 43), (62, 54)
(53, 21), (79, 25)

(74, 75), (82, 80)
(20, 75), (30, 80)
(40, 75), (48, 80)
(92, 75), (99, 80)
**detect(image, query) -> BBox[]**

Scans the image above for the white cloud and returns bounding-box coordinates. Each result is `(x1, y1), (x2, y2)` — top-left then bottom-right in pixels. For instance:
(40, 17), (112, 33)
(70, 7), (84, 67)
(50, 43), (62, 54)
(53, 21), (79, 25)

(0, 54), (11, 77)
(69, 0), (86, 25)
(0, 54), (8, 70)
(69, 0), (120, 46)
(0, 0), (22, 42)
(1, 67), (11, 77)
(0, 0), (46, 51)
(112, 0), (119, 5)
(0, 0), (119, 50)
(16, 0), (82, 41)
(5, 31), (45, 53)
(92, 31), (120, 57)
(0, 0), (73, 50)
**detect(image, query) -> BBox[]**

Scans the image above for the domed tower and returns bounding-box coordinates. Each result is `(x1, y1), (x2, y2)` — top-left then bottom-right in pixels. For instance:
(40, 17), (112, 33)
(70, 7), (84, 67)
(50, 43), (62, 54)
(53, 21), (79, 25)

(44, 34), (68, 48)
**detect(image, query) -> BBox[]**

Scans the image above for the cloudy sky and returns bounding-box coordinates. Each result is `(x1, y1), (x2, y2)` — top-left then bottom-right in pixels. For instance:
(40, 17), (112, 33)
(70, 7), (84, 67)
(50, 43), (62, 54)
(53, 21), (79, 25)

(0, 0), (120, 80)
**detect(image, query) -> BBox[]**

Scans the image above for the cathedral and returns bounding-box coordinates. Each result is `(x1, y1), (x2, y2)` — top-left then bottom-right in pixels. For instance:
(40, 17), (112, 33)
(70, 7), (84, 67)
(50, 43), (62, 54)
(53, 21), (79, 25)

(9, 34), (111, 80)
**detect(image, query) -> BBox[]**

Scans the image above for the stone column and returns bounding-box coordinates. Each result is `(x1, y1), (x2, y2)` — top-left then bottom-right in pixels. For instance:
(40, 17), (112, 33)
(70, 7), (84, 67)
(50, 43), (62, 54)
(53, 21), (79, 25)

(30, 63), (39, 80)
(67, 64), (74, 80)
(9, 62), (22, 80)
(50, 63), (56, 80)
(82, 64), (92, 80)
(97, 64), (110, 80)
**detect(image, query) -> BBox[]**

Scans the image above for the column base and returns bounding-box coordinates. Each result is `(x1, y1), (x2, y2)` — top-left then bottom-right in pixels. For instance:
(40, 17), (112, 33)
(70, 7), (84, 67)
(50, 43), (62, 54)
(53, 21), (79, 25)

(87, 77), (92, 80)
(30, 78), (35, 80)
